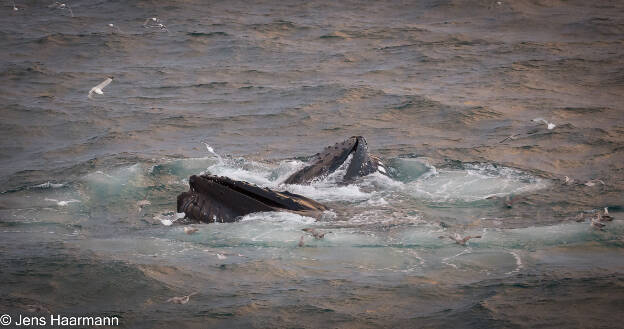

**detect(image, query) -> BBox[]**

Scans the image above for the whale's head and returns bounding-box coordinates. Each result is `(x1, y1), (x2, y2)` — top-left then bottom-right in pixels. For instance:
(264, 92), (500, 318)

(177, 175), (327, 223)
(283, 136), (384, 185)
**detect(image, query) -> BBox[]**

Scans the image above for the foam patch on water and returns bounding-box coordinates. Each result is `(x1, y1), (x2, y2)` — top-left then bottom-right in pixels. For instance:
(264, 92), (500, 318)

(155, 212), (186, 226)
(284, 182), (371, 202)
(387, 158), (437, 182)
(240, 211), (316, 224)
(205, 163), (274, 187)
(84, 164), (147, 189)
(185, 211), (319, 246)
(30, 182), (65, 189)
(148, 156), (217, 177)
(406, 163), (548, 202)
(44, 198), (80, 207)
(360, 171), (405, 190)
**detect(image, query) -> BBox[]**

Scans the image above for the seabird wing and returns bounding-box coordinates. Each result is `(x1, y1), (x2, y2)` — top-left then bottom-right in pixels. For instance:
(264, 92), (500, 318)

(88, 78), (112, 98)
(94, 77), (113, 91)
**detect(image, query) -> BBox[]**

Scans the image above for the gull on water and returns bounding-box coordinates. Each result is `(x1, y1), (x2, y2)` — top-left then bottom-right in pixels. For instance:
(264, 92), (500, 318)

(184, 227), (198, 235)
(574, 208), (613, 224)
(588, 208), (614, 230)
(49, 2), (73, 17)
(600, 207), (614, 221)
(137, 199), (151, 214)
(584, 179), (605, 187)
(108, 23), (122, 33)
(143, 17), (159, 27)
(166, 292), (198, 305)
(486, 194), (524, 208)
(302, 228), (331, 239)
(88, 77), (113, 99)
(440, 233), (482, 246)
(532, 118), (556, 130)
(590, 215), (605, 230)
(143, 17), (169, 33)
(216, 253), (227, 260)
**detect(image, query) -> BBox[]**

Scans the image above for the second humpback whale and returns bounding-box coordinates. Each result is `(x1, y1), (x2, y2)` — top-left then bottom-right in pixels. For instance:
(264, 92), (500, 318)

(177, 136), (385, 223)
(283, 136), (385, 185)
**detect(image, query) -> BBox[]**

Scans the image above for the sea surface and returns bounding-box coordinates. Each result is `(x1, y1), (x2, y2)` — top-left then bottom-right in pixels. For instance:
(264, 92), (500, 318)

(1, 0), (623, 328)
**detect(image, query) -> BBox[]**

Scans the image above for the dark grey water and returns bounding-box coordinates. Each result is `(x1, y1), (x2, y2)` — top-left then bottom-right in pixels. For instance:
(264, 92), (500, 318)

(1, 0), (623, 328)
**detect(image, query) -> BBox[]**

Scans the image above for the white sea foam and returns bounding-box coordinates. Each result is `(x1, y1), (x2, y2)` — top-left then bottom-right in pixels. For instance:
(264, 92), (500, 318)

(406, 163), (548, 202)
(44, 198), (80, 206)
(505, 250), (524, 275)
(283, 183), (370, 202)
(240, 211), (315, 224)
(31, 182), (65, 189)
(155, 212), (185, 226)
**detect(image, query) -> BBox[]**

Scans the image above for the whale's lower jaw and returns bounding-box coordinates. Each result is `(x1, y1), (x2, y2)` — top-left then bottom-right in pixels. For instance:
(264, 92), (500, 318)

(177, 175), (328, 223)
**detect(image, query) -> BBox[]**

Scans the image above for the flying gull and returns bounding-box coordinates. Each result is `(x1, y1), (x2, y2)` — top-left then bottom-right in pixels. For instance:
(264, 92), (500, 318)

(88, 77), (113, 99)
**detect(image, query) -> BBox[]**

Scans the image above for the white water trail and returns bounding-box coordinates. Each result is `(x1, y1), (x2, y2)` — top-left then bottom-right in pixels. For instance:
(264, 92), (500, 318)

(505, 250), (524, 275)
(441, 248), (472, 269)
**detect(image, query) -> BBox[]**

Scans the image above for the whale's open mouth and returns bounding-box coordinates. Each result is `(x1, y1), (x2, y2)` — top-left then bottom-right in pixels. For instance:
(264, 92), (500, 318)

(283, 136), (383, 185)
(177, 137), (383, 223)
(177, 175), (327, 223)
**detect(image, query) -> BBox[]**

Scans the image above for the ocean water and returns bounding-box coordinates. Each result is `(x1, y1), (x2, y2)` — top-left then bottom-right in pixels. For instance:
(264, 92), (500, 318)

(1, 0), (623, 328)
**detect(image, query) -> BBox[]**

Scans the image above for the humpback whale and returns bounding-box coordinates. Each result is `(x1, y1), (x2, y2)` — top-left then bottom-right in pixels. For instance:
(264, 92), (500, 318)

(177, 136), (383, 223)
(177, 175), (328, 223)
(284, 136), (384, 185)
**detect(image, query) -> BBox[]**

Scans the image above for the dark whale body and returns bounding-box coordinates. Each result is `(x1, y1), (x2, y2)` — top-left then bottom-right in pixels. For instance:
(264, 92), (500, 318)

(177, 136), (383, 223)
(283, 136), (383, 185)
(177, 175), (328, 223)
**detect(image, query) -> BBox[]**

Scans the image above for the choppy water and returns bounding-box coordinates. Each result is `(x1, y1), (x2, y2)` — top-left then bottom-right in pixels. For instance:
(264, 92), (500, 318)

(1, 0), (623, 328)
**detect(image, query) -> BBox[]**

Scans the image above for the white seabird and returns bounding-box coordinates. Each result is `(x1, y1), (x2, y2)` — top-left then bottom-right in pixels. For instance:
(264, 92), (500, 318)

(108, 23), (122, 33)
(136, 199), (151, 214)
(184, 227), (198, 235)
(441, 233), (482, 246)
(532, 118), (556, 130)
(143, 17), (159, 27)
(48, 2), (74, 17)
(143, 17), (169, 33)
(166, 292), (197, 305)
(88, 77), (113, 99)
